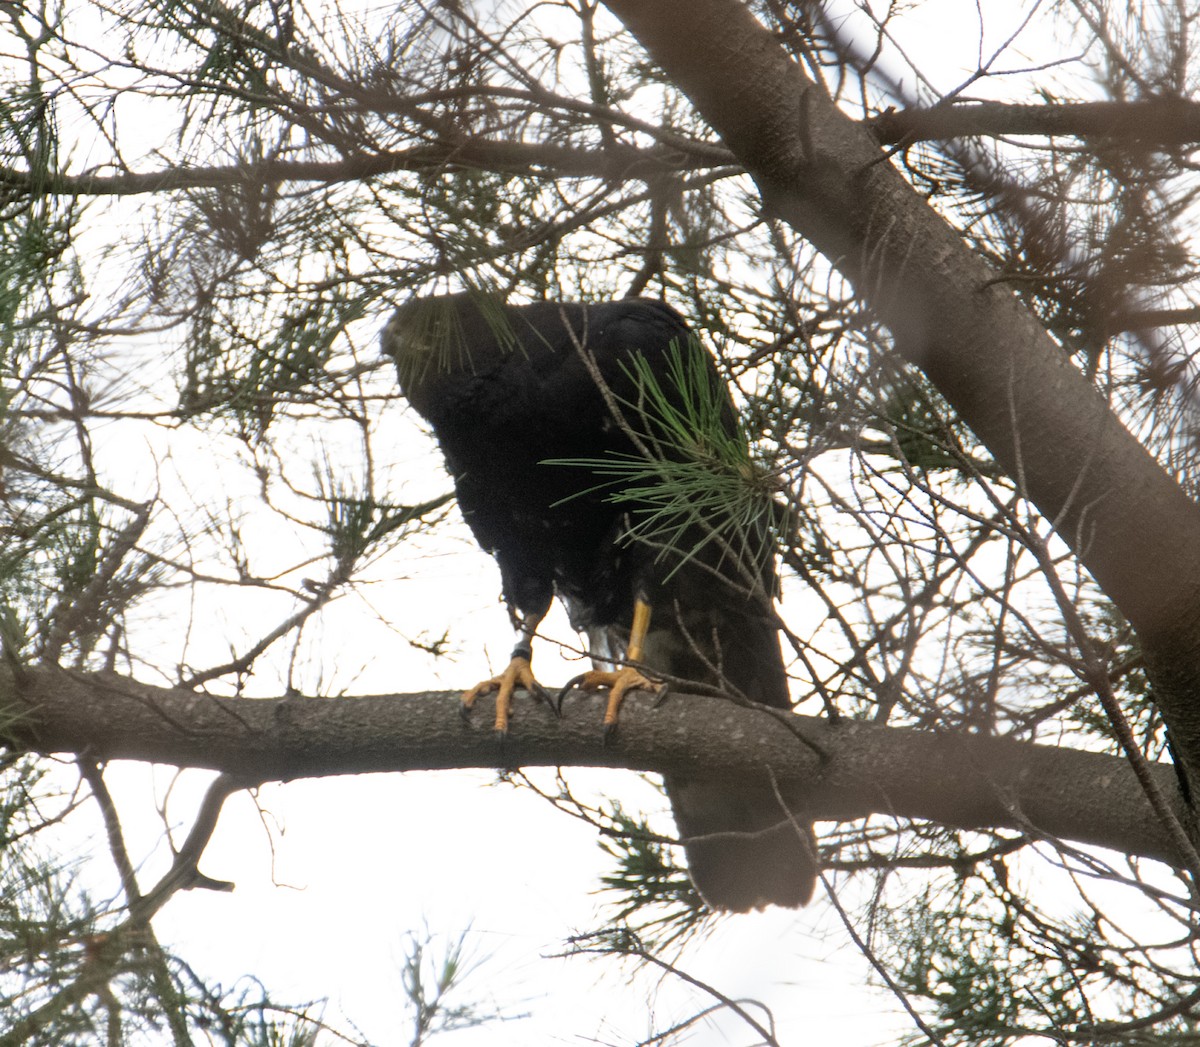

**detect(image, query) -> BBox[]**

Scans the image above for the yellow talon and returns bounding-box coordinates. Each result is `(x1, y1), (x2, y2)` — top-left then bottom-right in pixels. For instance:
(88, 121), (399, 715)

(572, 665), (661, 729)
(462, 655), (545, 733)
(557, 597), (663, 739)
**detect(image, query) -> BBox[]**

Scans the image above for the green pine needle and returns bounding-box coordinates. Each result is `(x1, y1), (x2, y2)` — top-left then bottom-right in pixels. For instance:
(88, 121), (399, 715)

(547, 337), (780, 583)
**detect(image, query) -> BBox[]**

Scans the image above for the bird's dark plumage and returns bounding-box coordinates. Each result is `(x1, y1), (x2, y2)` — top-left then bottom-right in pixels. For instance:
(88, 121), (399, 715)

(382, 291), (816, 911)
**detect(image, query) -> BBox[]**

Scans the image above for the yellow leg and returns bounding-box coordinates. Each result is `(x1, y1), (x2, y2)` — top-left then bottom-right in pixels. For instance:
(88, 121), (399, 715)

(462, 614), (550, 734)
(462, 654), (545, 734)
(627, 597), (652, 661)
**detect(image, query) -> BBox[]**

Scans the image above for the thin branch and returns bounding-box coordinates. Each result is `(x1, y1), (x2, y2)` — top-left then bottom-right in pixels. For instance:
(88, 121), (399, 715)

(772, 770), (947, 1046)
(0, 141), (721, 198)
(567, 930), (782, 1047)
(77, 759), (141, 905)
(128, 773), (250, 924)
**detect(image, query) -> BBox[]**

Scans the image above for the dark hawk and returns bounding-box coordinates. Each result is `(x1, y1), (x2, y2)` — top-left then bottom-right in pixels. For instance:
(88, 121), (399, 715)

(382, 291), (815, 911)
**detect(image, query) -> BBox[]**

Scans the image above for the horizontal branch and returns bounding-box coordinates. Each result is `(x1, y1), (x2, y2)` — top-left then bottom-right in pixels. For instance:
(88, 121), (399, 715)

(2, 666), (1184, 867)
(0, 140), (725, 199)
(1103, 305), (1200, 336)
(24, 99), (1200, 204)
(869, 99), (1200, 146)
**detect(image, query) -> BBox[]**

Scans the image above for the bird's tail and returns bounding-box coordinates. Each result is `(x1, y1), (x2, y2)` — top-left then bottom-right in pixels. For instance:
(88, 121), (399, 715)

(666, 776), (815, 911)
(646, 600), (817, 910)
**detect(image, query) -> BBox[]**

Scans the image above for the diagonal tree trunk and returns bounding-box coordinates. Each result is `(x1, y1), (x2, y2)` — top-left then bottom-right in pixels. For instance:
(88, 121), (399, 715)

(601, 0), (1200, 809)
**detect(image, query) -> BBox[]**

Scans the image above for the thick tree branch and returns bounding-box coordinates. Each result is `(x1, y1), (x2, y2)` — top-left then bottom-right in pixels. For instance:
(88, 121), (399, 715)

(1, 666), (1183, 867)
(601, 0), (1200, 796)
(869, 99), (1200, 146)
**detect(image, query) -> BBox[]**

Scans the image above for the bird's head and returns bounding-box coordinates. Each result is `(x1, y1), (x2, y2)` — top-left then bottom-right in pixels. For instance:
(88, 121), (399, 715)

(381, 294), (466, 398)
(381, 291), (517, 409)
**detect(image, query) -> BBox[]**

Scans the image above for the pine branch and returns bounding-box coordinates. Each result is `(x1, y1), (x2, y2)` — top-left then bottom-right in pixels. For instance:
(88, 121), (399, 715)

(0, 665), (1184, 867)
(869, 99), (1200, 146)
(0, 141), (721, 199)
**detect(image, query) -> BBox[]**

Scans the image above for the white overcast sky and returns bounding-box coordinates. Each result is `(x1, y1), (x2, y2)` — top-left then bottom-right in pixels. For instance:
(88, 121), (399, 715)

(33, 0), (1106, 1042)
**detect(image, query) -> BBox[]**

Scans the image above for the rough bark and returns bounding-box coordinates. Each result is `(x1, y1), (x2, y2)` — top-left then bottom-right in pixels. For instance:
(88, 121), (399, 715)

(601, 0), (1200, 798)
(1, 665), (1182, 866)
(868, 99), (1200, 145)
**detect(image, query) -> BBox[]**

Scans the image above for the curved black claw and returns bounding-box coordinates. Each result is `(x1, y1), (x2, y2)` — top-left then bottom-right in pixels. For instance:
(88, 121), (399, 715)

(558, 667), (666, 750)
(555, 672), (589, 717)
(599, 681), (666, 746)
(528, 678), (557, 715)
